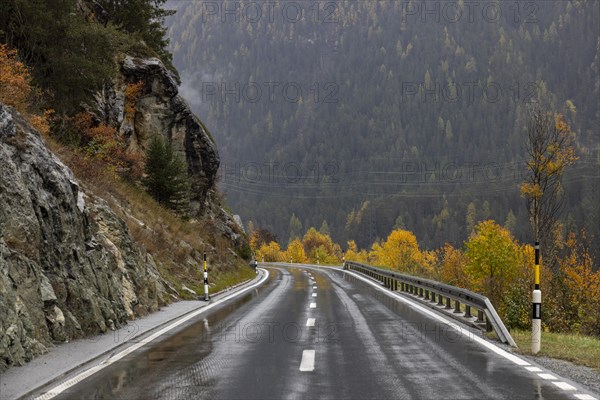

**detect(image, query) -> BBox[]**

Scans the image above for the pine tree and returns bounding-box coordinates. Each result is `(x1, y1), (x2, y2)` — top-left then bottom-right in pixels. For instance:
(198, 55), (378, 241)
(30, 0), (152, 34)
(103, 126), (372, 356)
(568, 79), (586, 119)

(143, 135), (190, 213)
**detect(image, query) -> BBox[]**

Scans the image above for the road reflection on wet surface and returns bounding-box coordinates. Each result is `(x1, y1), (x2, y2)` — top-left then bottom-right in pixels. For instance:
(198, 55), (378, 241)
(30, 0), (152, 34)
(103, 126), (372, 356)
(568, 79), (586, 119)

(37, 266), (593, 400)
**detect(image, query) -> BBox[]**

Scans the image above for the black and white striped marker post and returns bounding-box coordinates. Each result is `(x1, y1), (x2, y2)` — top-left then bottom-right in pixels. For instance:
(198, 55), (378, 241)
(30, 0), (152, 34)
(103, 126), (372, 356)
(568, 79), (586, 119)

(532, 242), (541, 354)
(203, 253), (209, 301)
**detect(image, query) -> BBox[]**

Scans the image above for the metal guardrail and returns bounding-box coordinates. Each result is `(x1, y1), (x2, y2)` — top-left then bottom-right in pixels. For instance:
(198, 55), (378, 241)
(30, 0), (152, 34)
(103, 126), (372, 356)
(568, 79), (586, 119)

(343, 261), (517, 347)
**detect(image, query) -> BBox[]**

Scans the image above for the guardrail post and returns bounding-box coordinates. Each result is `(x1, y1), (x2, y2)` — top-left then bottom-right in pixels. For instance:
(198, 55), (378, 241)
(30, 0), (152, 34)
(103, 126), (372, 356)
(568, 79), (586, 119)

(454, 300), (461, 314)
(344, 261), (517, 347)
(476, 310), (485, 323)
(465, 305), (472, 318)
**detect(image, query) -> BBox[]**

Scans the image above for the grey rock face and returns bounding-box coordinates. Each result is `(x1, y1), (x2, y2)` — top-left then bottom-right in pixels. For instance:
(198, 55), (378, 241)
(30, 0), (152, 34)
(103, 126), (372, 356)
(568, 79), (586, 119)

(94, 56), (220, 215)
(0, 104), (166, 372)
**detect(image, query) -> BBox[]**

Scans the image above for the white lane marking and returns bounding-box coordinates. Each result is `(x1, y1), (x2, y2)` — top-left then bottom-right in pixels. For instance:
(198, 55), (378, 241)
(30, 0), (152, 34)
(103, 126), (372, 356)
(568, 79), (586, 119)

(344, 270), (530, 366)
(525, 366), (543, 372)
(575, 394), (598, 400)
(306, 318), (316, 327)
(35, 269), (271, 400)
(537, 373), (557, 380)
(299, 350), (315, 371)
(310, 302), (316, 308)
(312, 293), (317, 297)
(313, 286), (317, 289)
(552, 381), (576, 391)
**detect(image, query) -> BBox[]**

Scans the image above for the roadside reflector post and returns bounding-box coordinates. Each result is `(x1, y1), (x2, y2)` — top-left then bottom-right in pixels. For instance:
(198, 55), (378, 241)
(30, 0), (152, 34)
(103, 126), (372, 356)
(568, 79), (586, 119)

(532, 241), (541, 354)
(203, 253), (209, 301)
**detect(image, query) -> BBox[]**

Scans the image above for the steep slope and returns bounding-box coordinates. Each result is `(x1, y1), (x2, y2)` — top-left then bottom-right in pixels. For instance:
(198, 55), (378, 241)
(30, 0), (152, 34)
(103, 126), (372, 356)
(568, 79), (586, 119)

(0, 103), (168, 371)
(95, 55), (220, 215)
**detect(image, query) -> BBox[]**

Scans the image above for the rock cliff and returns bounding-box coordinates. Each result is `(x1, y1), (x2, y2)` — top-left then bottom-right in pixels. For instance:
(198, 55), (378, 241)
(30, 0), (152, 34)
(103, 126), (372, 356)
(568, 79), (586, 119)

(94, 55), (219, 215)
(0, 103), (168, 371)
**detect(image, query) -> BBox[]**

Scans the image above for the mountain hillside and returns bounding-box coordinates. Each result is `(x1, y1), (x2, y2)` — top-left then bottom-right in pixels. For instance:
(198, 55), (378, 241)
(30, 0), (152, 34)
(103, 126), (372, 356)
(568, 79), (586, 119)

(166, 0), (599, 251)
(0, 0), (254, 372)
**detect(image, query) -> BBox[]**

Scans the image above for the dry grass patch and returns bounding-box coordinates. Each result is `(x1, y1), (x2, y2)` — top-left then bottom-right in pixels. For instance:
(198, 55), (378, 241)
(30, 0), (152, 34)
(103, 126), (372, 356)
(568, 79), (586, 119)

(43, 135), (251, 298)
(511, 329), (600, 371)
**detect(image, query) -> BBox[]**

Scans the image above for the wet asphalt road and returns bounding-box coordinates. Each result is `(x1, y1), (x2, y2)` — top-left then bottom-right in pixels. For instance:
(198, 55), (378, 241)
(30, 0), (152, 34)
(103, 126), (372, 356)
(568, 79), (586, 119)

(40, 265), (581, 400)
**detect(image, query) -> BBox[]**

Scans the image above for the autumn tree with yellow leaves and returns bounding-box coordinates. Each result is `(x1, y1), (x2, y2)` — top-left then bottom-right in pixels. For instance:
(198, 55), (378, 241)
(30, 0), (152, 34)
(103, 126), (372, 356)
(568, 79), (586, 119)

(369, 229), (422, 273)
(301, 228), (341, 264)
(345, 240), (368, 263)
(285, 238), (307, 263)
(520, 104), (578, 268)
(465, 221), (519, 310)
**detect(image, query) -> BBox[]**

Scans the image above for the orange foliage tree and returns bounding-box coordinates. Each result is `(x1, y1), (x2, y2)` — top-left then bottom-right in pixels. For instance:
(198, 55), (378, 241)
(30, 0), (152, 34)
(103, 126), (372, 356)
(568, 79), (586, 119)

(0, 44), (49, 134)
(437, 243), (470, 288)
(124, 81), (145, 121)
(556, 231), (600, 336)
(302, 228), (341, 264)
(71, 112), (144, 180)
(0, 44), (31, 111)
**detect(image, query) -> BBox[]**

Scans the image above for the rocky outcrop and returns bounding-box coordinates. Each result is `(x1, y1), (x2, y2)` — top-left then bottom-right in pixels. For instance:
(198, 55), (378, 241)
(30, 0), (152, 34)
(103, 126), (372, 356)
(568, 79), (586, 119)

(0, 104), (167, 372)
(93, 56), (219, 215)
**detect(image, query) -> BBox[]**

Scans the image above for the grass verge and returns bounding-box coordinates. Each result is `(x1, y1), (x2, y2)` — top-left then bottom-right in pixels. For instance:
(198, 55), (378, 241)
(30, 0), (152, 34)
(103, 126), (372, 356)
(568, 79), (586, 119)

(511, 329), (600, 371)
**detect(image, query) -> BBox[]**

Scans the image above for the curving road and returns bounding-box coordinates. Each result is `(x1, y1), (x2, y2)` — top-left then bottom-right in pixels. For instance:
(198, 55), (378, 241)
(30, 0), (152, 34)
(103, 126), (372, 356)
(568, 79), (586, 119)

(32, 265), (596, 400)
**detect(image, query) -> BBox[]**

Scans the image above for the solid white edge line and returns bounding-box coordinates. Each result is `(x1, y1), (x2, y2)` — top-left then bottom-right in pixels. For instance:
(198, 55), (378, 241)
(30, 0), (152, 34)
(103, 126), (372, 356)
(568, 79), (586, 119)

(306, 318), (316, 327)
(343, 269), (530, 366)
(35, 269), (270, 400)
(574, 394), (598, 400)
(299, 349), (315, 371)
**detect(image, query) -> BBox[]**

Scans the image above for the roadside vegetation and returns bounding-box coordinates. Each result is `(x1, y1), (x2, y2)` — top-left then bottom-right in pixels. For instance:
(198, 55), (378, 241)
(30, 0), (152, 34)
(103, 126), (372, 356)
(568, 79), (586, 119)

(512, 330), (600, 371)
(250, 221), (599, 338)
(0, 9), (254, 300)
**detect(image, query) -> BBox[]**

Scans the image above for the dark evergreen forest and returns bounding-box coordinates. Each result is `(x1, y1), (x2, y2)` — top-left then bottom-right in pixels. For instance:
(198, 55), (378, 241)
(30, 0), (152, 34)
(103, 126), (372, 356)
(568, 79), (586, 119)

(165, 1), (599, 253)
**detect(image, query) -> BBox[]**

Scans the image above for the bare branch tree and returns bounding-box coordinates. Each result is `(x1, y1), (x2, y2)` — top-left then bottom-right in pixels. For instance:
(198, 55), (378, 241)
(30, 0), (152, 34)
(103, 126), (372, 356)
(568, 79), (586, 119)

(521, 103), (578, 269)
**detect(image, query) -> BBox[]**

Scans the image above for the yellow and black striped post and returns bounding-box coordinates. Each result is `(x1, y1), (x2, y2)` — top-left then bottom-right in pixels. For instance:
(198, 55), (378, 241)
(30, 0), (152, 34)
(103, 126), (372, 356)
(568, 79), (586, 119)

(203, 253), (209, 301)
(532, 242), (541, 354)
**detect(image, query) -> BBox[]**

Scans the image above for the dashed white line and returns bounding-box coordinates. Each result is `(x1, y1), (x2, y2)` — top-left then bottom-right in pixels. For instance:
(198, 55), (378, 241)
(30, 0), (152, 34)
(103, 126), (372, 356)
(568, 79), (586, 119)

(552, 381), (576, 391)
(537, 373), (557, 380)
(306, 318), (316, 327)
(312, 293), (317, 297)
(309, 302), (316, 308)
(313, 286), (317, 289)
(525, 366), (543, 372)
(299, 349), (315, 372)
